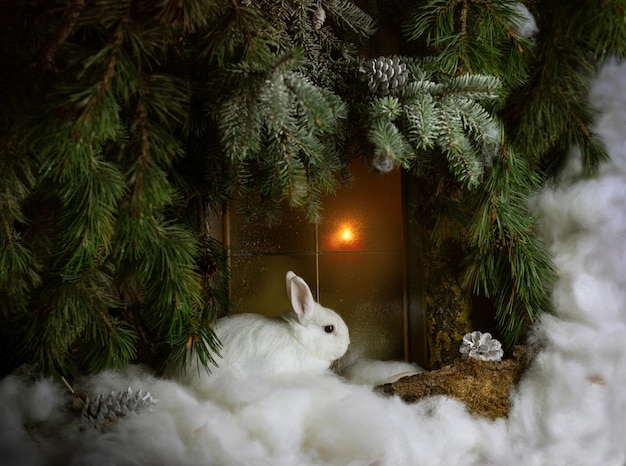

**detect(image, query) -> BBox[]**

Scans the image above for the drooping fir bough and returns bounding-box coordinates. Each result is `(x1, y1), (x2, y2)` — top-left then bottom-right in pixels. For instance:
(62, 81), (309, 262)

(0, 0), (624, 377)
(0, 0), (375, 377)
(359, 56), (502, 186)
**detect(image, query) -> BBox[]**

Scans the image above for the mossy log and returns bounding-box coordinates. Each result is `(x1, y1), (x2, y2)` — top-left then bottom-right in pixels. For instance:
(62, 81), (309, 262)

(377, 347), (528, 419)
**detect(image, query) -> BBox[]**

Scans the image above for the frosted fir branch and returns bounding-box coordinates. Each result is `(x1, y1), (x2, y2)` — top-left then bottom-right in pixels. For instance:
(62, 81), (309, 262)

(442, 136), (483, 188)
(370, 96), (402, 121)
(359, 56), (502, 184)
(367, 119), (413, 173)
(437, 104), (484, 188)
(284, 71), (340, 132)
(454, 98), (501, 144)
(323, 0), (375, 37)
(260, 74), (294, 133)
(219, 89), (263, 161)
(440, 74), (502, 101)
(404, 94), (440, 150)
(401, 79), (442, 99)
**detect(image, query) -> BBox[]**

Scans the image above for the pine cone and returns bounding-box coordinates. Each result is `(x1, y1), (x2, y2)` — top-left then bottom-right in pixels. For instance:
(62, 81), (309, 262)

(313, 4), (326, 30)
(370, 152), (398, 174)
(360, 56), (408, 95)
(80, 387), (156, 428)
(459, 331), (504, 361)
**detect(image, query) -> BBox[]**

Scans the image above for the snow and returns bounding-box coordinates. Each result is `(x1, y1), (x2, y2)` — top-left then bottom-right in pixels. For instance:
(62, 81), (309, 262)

(506, 2), (538, 39)
(2, 58), (626, 466)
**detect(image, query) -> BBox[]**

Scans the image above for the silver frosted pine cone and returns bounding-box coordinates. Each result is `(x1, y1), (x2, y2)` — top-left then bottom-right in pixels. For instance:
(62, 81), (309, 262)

(360, 56), (408, 95)
(459, 331), (504, 362)
(80, 387), (156, 429)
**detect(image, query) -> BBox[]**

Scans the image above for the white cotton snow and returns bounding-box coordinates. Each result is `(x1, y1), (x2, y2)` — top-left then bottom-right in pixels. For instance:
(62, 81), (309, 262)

(505, 56), (626, 466)
(506, 1), (538, 39)
(0, 366), (508, 466)
(2, 58), (626, 466)
(335, 346), (424, 385)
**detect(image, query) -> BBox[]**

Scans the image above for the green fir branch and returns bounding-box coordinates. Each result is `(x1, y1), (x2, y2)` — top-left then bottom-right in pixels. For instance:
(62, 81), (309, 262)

(442, 73), (502, 100)
(368, 119), (414, 168)
(324, 0), (376, 37)
(437, 100), (484, 188)
(404, 94), (440, 151)
(454, 97), (500, 145)
(219, 87), (264, 162)
(284, 71), (341, 132)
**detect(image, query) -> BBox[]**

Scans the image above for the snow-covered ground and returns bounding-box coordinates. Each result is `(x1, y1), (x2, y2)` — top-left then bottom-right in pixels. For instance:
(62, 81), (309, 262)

(2, 58), (626, 466)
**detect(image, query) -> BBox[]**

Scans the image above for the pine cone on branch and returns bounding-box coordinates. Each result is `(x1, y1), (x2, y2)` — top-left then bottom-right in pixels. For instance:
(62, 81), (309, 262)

(360, 56), (408, 95)
(313, 3), (326, 30)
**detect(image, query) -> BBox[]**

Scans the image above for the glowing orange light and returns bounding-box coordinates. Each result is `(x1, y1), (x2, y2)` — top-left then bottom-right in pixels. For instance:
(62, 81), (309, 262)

(325, 221), (362, 251)
(339, 227), (354, 243)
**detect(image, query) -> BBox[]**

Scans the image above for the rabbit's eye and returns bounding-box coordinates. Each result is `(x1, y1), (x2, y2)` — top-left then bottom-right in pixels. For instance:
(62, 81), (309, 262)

(324, 325), (334, 334)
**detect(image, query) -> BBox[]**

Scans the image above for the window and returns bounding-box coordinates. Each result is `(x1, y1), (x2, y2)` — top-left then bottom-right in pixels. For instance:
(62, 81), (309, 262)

(221, 159), (424, 363)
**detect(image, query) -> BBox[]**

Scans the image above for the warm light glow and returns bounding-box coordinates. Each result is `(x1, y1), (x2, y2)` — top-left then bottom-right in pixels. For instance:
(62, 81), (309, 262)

(325, 220), (363, 251)
(339, 227), (354, 243)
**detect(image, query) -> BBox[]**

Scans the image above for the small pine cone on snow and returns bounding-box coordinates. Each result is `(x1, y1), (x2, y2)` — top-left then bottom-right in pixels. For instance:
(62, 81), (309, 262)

(360, 56), (408, 95)
(80, 387), (156, 429)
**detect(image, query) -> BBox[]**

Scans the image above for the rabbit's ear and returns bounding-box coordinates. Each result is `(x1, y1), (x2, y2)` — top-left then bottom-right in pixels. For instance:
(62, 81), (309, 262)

(286, 271), (297, 301)
(287, 272), (316, 324)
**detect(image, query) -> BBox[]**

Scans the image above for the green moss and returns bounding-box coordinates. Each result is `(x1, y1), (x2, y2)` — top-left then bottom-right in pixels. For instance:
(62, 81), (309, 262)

(425, 278), (474, 368)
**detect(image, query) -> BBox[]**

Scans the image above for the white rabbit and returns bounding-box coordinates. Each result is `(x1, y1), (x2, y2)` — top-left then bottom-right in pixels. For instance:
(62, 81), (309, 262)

(177, 271), (350, 393)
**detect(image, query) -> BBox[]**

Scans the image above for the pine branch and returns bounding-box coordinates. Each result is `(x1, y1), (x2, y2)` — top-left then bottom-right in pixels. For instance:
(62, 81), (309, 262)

(442, 73), (501, 100)
(503, 1), (621, 175)
(463, 148), (556, 347)
(24, 266), (122, 375)
(284, 71), (340, 132)
(403, 0), (533, 88)
(324, 0), (376, 37)
(367, 119), (413, 171)
(454, 98), (500, 145)
(405, 94), (440, 151)
(437, 103), (483, 188)
(0, 134), (40, 315)
(199, 0), (278, 66)
(79, 315), (138, 372)
(358, 57), (501, 184)
(39, 0), (85, 70)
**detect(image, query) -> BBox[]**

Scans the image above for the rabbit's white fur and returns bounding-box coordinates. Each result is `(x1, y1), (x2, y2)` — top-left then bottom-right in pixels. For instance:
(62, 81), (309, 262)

(179, 271), (350, 394)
